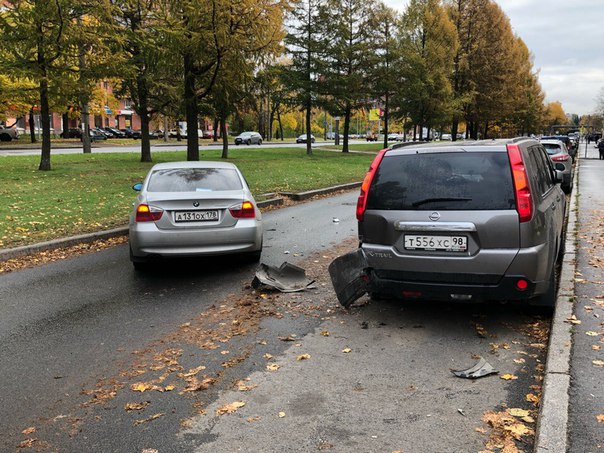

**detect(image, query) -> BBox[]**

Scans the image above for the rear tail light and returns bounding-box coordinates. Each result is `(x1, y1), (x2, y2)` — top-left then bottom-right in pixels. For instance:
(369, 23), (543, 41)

(551, 154), (569, 162)
(356, 149), (388, 221)
(507, 143), (533, 223)
(516, 279), (528, 291)
(135, 204), (163, 222)
(229, 201), (256, 218)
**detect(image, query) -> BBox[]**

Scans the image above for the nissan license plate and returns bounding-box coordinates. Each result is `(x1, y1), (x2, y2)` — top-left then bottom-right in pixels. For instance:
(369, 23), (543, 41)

(174, 210), (219, 222)
(404, 235), (467, 252)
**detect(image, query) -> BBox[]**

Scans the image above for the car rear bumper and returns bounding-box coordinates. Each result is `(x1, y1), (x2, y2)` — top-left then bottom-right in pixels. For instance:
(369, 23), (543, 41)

(368, 269), (541, 302)
(129, 221), (262, 260)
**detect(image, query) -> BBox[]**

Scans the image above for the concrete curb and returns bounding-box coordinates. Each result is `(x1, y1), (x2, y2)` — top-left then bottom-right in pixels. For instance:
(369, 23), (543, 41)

(0, 184), (359, 262)
(534, 162), (579, 452)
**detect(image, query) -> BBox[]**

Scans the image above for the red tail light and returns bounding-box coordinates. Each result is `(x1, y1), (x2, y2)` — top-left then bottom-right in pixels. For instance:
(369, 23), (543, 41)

(551, 154), (569, 162)
(229, 201), (256, 218)
(507, 144), (533, 223)
(356, 149), (388, 221)
(135, 204), (163, 222)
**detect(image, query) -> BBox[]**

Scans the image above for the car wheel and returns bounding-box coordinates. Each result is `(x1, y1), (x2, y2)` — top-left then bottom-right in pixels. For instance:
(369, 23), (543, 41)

(311, 138), (315, 143)
(0, 133), (11, 142)
(246, 139), (251, 145)
(258, 139), (262, 145)
(245, 250), (262, 263)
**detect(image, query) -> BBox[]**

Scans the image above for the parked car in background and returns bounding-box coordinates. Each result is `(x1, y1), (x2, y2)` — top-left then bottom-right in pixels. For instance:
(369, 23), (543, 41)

(89, 128), (107, 141)
(128, 161), (263, 269)
(121, 128), (142, 139)
(541, 135), (576, 160)
(61, 128), (83, 139)
(440, 133), (452, 140)
(150, 129), (164, 139)
(0, 124), (19, 141)
(235, 131), (263, 145)
(366, 132), (378, 142)
(103, 127), (127, 138)
(353, 137), (565, 309)
(540, 139), (573, 193)
(296, 134), (315, 144)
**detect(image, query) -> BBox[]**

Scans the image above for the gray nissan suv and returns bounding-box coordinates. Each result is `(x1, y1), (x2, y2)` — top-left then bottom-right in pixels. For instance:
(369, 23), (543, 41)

(346, 138), (566, 309)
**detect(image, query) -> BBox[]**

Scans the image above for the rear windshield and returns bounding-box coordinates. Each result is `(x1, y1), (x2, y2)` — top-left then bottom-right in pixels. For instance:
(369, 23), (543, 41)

(366, 152), (516, 210)
(541, 143), (563, 154)
(147, 168), (243, 192)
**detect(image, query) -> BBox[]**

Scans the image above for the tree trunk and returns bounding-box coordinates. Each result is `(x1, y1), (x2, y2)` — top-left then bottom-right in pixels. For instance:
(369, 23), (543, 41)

(184, 53), (199, 160)
(29, 108), (36, 143)
(277, 110), (283, 141)
(483, 122), (489, 140)
(38, 77), (52, 171)
(220, 108), (228, 159)
(62, 112), (69, 139)
(305, 99), (312, 156)
(383, 93), (389, 149)
(342, 105), (351, 153)
(213, 117), (219, 141)
(137, 73), (152, 162)
(451, 118), (459, 142)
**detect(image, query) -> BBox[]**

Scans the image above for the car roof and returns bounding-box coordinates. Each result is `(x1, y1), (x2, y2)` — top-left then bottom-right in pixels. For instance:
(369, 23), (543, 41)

(540, 139), (565, 146)
(387, 138), (538, 154)
(149, 161), (239, 171)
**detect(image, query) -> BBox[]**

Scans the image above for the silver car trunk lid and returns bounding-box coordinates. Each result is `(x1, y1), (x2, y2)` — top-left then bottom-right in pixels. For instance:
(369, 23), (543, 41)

(144, 190), (248, 230)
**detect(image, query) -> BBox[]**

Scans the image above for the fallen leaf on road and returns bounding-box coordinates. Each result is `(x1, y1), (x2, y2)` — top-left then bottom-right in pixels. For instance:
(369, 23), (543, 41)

(134, 413), (164, 426)
(597, 414), (604, 423)
(526, 394), (540, 405)
(500, 374), (518, 380)
(216, 401), (246, 416)
(342, 348), (352, 353)
(513, 358), (526, 364)
(586, 331), (599, 336)
(297, 354), (311, 361)
(279, 335), (297, 342)
(278, 411), (286, 418)
(247, 416), (261, 422)
(565, 315), (581, 325)
(21, 427), (36, 435)
(235, 380), (257, 392)
(125, 402), (150, 411)
(592, 345), (601, 350)
(267, 364), (281, 371)
(320, 331), (330, 336)
(508, 408), (529, 418)
(183, 376), (216, 393)
(263, 353), (273, 360)
(592, 360), (604, 367)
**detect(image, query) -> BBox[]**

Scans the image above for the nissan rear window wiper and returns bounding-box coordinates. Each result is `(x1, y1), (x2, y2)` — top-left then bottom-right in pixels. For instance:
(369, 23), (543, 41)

(411, 197), (472, 207)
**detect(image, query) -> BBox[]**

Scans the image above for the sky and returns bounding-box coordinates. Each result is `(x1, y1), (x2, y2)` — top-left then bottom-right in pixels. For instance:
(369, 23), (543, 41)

(383, 0), (604, 116)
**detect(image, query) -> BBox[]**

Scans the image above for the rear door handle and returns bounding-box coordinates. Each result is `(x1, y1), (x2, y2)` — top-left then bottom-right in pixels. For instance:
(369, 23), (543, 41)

(551, 203), (556, 210)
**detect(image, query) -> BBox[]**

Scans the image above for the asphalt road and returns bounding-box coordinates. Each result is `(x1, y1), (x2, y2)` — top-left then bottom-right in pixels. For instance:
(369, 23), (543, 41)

(1, 190), (551, 452)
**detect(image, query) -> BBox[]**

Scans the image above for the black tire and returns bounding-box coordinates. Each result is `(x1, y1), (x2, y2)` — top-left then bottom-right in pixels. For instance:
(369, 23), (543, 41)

(258, 139), (262, 145)
(245, 250), (262, 263)
(246, 139), (251, 145)
(0, 133), (11, 142)
(311, 138), (315, 143)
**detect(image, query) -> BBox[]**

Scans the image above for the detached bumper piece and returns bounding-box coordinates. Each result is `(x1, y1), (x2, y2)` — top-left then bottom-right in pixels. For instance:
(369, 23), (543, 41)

(328, 249), (370, 308)
(252, 262), (316, 293)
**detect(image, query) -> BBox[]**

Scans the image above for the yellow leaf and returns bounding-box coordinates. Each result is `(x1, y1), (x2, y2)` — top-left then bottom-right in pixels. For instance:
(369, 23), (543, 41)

(342, 348), (352, 353)
(500, 374), (518, 380)
(592, 360), (604, 367)
(592, 345), (601, 350)
(278, 411), (286, 418)
(508, 408), (530, 418)
(216, 401), (246, 416)
(131, 382), (153, 392)
(263, 353), (273, 360)
(513, 358), (526, 364)
(321, 331), (330, 336)
(526, 393), (540, 404)
(586, 331), (599, 336)
(504, 422), (532, 439)
(596, 414), (604, 423)
(164, 385), (175, 391)
(125, 402), (150, 411)
(297, 354), (311, 361)
(267, 364), (281, 371)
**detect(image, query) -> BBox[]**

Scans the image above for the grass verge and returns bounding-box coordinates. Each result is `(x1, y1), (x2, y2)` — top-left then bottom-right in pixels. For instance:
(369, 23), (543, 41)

(1, 147), (374, 249)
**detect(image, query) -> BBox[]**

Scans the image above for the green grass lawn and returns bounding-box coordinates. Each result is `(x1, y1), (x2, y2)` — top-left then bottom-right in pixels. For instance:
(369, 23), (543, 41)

(0, 147), (375, 249)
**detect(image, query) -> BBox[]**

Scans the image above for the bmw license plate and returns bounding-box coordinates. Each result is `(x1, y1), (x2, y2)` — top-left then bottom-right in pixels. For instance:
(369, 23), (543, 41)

(404, 235), (467, 252)
(174, 210), (219, 222)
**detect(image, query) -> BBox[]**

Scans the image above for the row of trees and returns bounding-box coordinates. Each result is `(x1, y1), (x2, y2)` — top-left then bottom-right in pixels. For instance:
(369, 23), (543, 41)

(0, 0), (570, 170)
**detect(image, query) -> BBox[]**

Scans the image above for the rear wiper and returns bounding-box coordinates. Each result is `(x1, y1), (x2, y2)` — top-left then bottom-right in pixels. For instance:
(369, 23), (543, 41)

(412, 197), (472, 207)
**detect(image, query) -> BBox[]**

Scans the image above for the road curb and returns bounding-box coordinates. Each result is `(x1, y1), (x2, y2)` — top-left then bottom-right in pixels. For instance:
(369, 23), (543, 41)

(0, 184), (359, 262)
(534, 162), (579, 453)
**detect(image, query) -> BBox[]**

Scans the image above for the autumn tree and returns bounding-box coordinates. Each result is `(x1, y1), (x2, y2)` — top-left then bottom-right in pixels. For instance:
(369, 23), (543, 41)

(544, 101), (567, 132)
(365, 3), (400, 148)
(282, 0), (324, 155)
(396, 0), (457, 140)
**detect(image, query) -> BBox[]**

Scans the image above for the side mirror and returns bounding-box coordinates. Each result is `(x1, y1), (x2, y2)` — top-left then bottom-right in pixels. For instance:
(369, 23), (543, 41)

(553, 170), (564, 184)
(132, 183), (143, 191)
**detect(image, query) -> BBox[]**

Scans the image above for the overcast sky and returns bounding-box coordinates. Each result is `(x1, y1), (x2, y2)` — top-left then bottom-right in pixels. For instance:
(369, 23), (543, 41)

(383, 0), (604, 116)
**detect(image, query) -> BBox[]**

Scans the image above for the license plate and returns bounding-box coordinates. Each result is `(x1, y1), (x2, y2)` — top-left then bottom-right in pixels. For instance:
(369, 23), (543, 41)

(174, 210), (219, 222)
(404, 235), (467, 251)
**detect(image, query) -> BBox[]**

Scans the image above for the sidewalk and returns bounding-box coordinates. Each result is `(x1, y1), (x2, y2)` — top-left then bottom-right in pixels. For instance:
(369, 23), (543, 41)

(536, 141), (603, 453)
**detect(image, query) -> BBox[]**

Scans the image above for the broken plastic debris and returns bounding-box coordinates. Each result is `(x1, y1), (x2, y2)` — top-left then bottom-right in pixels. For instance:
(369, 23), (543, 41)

(328, 249), (369, 308)
(451, 357), (498, 379)
(332, 218), (340, 223)
(252, 262), (317, 293)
